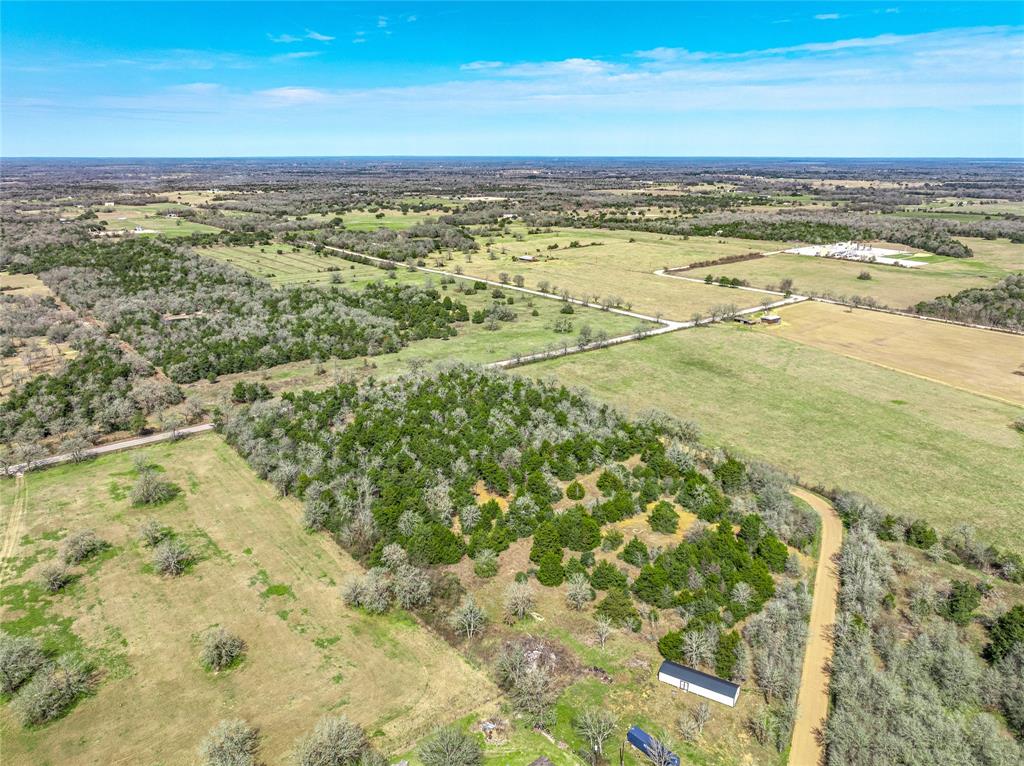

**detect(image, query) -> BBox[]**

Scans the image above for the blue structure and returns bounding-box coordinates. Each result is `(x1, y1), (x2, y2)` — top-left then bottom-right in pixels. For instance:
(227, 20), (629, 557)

(626, 725), (680, 766)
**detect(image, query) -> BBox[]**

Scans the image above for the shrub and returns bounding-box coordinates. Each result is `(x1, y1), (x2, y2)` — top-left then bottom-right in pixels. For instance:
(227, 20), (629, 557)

(590, 560), (628, 591)
(566, 573), (593, 610)
(942, 580), (982, 626)
(131, 468), (179, 506)
(504, 581), (536, 623)
(537, 551), (565, 587)
(153, 539), (192, 577)
(449, 596), (487, 639)
(596, 587), (640, 630)
(294, 715), (369, 766)
(713, 457), (746, 493)
(0, 634), (46, 695)
(715, 631), (742, 679)
(201, 627), (246, 672)
(60, 529), (106, 565)
(137, 519), (168, 547)
(857, 270), (872, 280)
(418, 725), (482, 766)
(648, 501), (679, 534)
(199, 719), (261, 766)
(619, 537), (649, 567)
(565, 481), (585, 501)
(13, 656), (93, 726)
(38, 562), (71, 592)
(473, 549), (498, 579)
(601, 529), (624, 551)
(987, 605), (1024, 663)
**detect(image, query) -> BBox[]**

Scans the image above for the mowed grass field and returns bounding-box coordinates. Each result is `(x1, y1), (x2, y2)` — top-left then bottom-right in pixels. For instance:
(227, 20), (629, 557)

(96, 204), (221, 237)
(461, 226), (793, 319)
(524, 326), (1024, 553)
(765, 301), (1024, 404)
(0, 435), (496, 764)
(685, 237), (1024, 307)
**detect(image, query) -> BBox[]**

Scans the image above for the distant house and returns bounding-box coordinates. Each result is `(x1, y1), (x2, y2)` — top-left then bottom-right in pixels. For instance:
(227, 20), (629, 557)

(760, 314), (782, 325)
(133, 225), (145, 233)
(626, 725), (680, 766)
(165, 212), (179, 218)
(658, 660), (741, 707)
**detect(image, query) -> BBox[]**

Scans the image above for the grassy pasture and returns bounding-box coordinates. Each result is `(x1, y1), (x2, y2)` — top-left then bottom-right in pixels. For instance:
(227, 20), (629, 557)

(0, 435), (496, 764)
(524, 326), (1024, 553)
(96, 204), (220, 237)
(182, 259), (647, 404)
(462, 226), (790, 319)
(685, 238), (1024, 307)
(1, 271), (53, 298)
(766, 301), (1024, 405)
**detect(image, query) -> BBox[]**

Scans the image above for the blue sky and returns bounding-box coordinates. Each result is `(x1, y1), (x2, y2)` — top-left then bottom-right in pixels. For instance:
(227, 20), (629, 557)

(2, 2), (1022, 157)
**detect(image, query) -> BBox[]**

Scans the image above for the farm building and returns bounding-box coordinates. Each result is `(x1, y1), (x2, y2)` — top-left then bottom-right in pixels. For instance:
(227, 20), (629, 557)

(760, 314), (781, 325)
(626, 725), (680, 766)
(658, 659), (741, 707)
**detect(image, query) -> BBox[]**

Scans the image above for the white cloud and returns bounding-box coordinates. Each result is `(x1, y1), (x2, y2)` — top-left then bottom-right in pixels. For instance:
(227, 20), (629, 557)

(461, 60), (504, 71)
(169, 82), (221, 94)
(253, 86), (329, 106)
(273, 51), (322, 62)
(305, 29), (335, 42)
(268, 33), (301, 44)
(378, 16), (388, 29)
(814, 13), (843, 21)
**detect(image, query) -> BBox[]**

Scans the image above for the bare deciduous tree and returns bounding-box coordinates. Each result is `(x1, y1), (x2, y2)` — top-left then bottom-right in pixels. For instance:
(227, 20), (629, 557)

(294, 715), (368, 766)
(201, 627), (245, 672)
(574, 709), (617, 762)
(417, 725), (482, 766)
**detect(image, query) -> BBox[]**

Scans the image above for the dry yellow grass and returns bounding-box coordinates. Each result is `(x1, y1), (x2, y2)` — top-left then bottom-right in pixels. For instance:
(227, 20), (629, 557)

(0, 271), (53, 297)
(0, 435), (496, 765)
(766, 301), (1024, 405)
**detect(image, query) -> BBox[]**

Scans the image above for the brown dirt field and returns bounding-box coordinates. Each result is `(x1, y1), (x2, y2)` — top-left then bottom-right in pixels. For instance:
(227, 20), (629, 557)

(766, 301), (1024, 405)
(0, 435), (497, 765)
(788, 488), (842, 766)
(1, 271), (53, 297)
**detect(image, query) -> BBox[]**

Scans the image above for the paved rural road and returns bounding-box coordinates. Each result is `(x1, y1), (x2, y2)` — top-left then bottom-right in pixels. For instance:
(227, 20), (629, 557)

(789, 487), (844, 766)
(2, 423), (215, 477)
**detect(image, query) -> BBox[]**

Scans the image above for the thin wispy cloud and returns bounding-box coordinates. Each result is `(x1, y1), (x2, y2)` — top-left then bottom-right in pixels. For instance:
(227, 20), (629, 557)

(814, 14), (843, 21)
(305, 29), (334, 42)
(273, 51), (322, 62)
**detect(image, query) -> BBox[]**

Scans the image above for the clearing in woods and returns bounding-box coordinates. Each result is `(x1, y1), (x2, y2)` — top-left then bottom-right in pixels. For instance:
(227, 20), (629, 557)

(0, 434), (496, 765)
(463, 226), (791, 318)
(522, 325), (1024, 553)
(764, 301), (1024, 405)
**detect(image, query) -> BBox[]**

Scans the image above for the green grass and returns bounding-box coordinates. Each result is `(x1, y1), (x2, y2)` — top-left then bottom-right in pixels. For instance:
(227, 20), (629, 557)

(684, 238), (1024, 307)
(96, 204), (221, 237)
(524, 324), (1024, 553)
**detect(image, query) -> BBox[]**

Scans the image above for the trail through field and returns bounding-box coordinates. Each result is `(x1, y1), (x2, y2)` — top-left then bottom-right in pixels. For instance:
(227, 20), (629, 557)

(789, 487), (843, 766)
(0, 474), (28, 585)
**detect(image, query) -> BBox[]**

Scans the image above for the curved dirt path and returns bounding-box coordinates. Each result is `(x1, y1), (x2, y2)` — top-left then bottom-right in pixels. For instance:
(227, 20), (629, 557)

(789, 486), (843, 766)
(1, 474), (28, 585)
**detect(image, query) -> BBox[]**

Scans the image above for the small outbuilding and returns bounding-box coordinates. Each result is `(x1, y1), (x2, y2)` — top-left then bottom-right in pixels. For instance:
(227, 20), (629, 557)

(626, 725), (680, 766)
(515, 255), (537, 262)
(760, 314), (781, 325)
(658, 659), (741, 707)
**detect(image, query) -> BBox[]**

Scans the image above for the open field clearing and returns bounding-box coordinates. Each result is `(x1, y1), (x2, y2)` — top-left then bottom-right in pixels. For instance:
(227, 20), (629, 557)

(766, 301), (1024, 404)
(1, 271), (53, 298)
(182, 267), (647, 404)
(0, 435), (496, 764)
(462, 226), (789, 318)
(685, 237), (1024, 306)
(524, 326), (1024, 553)
(94, 204), (221, 237)
(438, 536), (785, 766)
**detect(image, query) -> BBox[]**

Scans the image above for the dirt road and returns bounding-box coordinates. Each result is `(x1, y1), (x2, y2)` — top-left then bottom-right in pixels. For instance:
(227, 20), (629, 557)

(789, 487), (844, 766)
(1, 474), (28, 585)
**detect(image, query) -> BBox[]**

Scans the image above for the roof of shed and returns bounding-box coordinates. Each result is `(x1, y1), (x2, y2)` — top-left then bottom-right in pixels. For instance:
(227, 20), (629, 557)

(658, 660), (740, 698)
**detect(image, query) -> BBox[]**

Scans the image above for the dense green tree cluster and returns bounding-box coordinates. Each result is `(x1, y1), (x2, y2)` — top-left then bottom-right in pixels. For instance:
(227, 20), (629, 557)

(222, 367), (662, 566)
(912, 273), (1024, 330)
